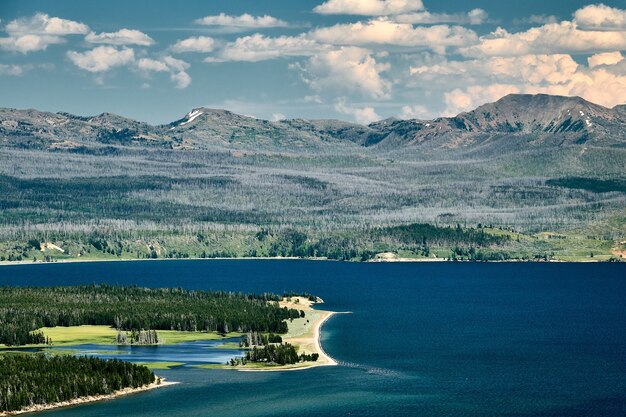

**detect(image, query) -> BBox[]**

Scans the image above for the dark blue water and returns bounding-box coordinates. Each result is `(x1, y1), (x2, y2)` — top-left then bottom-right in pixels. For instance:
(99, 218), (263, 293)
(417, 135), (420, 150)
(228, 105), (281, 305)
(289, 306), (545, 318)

(1, 260), (625, 416)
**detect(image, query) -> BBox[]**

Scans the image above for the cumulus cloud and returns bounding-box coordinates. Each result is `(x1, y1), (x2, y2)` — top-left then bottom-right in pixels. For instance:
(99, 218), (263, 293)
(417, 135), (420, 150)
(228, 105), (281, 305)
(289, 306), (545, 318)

(395, 8), (488, 25)
(207, 34), (326, 62)
(461, 22), (626, 57)
(314, 0), (424, 16)
(0, 13), (88, 53)
(67, 46), (134, 72)
(137, 57), (169, 72)
(429, 53), (626, 113)
(411, 54), (579, 84)
(195, 13), (288, 30)
(334, 98), (380, 124)
(171, 36), (216, 53)
(311, 18), (477, 54)
(526, 68), (626, 109)
(85, 29), (154, 46)
(444, 84), (521, 115)
(294, 47), (391, 99)
(588, 51), (624, 67)
(5, 13), (88, 35)
(137, 56), (191, 89)
(574, 4), (626, 29)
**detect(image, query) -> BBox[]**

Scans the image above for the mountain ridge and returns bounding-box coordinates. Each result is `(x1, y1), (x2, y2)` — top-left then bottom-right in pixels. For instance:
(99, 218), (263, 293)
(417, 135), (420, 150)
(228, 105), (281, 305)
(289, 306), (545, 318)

(1, 94), (625, 152)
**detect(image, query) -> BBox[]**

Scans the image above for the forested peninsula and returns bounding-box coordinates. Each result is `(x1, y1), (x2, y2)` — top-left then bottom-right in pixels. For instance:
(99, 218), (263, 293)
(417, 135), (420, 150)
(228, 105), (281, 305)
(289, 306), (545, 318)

(0, 285), (331, 413)
(0, 285), (302, 346)
(0, 355), (159, 415)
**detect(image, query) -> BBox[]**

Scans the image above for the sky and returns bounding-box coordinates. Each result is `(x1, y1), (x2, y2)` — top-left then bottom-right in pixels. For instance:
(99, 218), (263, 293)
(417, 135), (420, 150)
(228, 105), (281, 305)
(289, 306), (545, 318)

(0, 0), (625, 124)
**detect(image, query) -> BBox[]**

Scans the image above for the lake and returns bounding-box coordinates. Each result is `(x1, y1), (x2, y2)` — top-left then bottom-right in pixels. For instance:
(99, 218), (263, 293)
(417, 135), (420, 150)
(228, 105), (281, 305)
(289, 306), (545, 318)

(1, 260), (625, 416)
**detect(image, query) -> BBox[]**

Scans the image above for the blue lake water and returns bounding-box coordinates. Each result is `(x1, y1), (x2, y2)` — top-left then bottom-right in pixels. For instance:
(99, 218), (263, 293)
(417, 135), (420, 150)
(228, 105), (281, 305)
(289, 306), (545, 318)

(1, 260), (625, 416)
(30, 339), (246, 367)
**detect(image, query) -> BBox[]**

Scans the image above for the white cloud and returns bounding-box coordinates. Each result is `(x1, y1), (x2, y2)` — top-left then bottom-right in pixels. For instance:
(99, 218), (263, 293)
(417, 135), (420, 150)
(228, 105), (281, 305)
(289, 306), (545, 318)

(460, 22), (626, 57)
(525, 68), (626, 109)
(67, 46), (135, 72)
(399, 104), (429, 119)
(435, 55), (626, 113)
(395, 8), (488, 25)
(171, 36), (216, 53)
(85, 29), (154, 46)
(208, 34), (326, 62)
(195, 13), (288, 29)
(137, 58), (169, 72)
(411, 54), (579, 84)
(272, 113), (287, 121)
(294, 47), (391, 99)
(444, 84), (521, 115)
(0, 13), (88, 53)
(334, 98), (380, 124)
(311, 18), (477, 54)
(170, 70), (191, 89)
(574, 4), (626, 30)
(0, 64), (26, 76)
(314, 0), (424, 16)
(588, 51), (624, 67)
(5, 13), (88, 35)
(137, 56), (191, 89)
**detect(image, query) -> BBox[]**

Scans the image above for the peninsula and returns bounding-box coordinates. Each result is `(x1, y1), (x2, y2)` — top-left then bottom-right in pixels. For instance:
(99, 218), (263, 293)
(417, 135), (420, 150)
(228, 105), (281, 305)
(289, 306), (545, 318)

(0, 285), (338, 413)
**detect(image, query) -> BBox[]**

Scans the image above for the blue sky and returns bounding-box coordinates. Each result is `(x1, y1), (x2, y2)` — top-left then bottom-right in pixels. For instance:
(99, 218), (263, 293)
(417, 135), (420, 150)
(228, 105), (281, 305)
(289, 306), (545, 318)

(1, 0), (625, 124)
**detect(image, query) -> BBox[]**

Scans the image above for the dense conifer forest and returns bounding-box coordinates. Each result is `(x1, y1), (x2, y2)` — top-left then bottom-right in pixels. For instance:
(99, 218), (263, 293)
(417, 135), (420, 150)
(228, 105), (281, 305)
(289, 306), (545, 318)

(0, 354), (155, 413)
(0, 285), (303, 346)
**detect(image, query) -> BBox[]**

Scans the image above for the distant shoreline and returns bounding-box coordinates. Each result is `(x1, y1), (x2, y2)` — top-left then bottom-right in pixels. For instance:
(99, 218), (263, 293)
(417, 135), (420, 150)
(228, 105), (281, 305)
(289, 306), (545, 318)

(0, 379), (177, 416)
(0, 255), (613, 269)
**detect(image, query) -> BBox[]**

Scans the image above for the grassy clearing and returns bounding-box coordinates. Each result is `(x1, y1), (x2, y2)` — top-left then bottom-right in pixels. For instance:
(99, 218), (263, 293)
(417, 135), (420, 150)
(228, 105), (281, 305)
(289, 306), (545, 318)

(192, 364), (230, 369)
(32, 325), (243, 347)
(39, 325), (118, 346)
(131, 361), (185, 370)
(157, 330), (243, 344)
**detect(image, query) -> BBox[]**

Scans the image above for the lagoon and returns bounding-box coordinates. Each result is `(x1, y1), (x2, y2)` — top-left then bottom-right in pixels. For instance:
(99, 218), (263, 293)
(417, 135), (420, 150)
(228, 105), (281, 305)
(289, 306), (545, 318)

(1, 260), (625, 416)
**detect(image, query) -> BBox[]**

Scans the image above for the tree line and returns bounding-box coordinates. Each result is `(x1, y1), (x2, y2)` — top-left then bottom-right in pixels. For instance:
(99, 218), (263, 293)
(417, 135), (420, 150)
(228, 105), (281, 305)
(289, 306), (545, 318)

(0, 285), (303, 346)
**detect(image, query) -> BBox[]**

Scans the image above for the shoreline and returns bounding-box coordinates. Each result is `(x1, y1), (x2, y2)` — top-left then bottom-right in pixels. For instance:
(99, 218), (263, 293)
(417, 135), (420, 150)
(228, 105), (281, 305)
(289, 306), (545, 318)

(0, 379), (177, 416)
(237, 297), (342, 372)
(0, 256), (614, 269)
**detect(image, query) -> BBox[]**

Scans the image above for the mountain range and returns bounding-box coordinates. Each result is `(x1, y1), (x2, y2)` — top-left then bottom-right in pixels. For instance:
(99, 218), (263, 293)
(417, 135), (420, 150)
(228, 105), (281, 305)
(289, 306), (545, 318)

(2, 94), (625, 153)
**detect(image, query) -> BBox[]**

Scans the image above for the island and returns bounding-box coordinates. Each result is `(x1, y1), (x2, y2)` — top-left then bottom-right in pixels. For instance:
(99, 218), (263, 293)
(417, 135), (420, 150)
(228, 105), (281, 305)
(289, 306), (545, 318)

(0, 285), (337, 414)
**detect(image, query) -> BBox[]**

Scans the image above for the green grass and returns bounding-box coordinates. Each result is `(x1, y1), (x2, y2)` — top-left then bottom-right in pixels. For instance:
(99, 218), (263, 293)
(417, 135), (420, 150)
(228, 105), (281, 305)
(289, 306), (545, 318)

(131, 361), (185, 370)
(157, 330), (243, 344)
(192, 364), (230, 369)
(33, 325), (243, 347)
(39, 325), (118, 346)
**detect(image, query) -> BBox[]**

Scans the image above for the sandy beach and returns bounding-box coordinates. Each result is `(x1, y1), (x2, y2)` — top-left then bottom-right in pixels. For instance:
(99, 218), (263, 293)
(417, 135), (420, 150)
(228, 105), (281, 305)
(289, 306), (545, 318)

(238, 296), (341, 371)
(0, 379), (177, 416)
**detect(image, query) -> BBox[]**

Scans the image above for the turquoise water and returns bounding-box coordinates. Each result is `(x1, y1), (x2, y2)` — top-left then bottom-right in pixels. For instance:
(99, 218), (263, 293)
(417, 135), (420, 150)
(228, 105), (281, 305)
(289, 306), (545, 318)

(1, 260), (625, 416)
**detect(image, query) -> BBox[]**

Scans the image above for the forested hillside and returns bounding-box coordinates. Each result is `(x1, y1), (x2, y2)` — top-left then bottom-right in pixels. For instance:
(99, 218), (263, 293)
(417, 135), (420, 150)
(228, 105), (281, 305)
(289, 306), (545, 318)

(0, 94), (624, 262)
